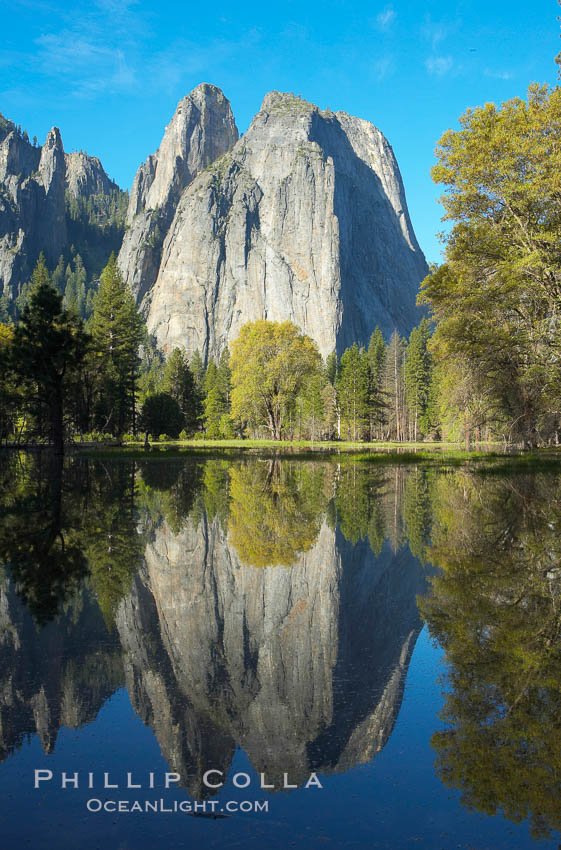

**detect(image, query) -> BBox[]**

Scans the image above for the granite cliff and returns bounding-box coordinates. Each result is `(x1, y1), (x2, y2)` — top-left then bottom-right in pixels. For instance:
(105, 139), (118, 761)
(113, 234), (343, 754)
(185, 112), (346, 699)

(117, 83), (238, 305)
(2, 86), (426, 355)
(0, 112), (122, 301)
(143, 90), (428, 359)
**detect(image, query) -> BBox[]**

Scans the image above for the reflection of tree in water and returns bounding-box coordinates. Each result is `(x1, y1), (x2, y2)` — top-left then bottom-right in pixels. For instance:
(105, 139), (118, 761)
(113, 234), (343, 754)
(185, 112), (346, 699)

(227, 459), (329, 567)
(137, 459), (204, 535)
(0, 453), (145, 627)
(419, 472), (561, 840)
(82, 460), (146, 624)
(0, 452), (88, 625)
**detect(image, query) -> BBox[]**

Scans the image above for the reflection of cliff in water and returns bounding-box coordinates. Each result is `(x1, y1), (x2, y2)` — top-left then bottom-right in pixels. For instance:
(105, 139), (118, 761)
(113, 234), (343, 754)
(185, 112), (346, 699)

(116, 511), (431, 797)
(0, 456), (432, 796)
(0, 568), (122, 760)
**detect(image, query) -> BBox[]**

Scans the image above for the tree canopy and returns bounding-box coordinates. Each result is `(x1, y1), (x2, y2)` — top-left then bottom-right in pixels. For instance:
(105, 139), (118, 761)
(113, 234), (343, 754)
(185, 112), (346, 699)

(420, 84), (561, 445)
(230, 320), (322, 439)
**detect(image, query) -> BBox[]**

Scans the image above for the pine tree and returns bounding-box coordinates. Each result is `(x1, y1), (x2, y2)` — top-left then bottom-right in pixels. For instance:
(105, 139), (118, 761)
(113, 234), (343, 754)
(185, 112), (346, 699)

(367, 327), (387, 440)
(325, 350), (338, 386)
(383, 331), (406, 441)
(189, 349), (205, 429)
(404, 318), (433, 441)
(202, 353), (232, 437)
(88, 254), (144, 436)
(301, 372), (325, 441)
(160, 347), (198, 433)
(11, 255), (89, 453)
(336, 344), (370, 441)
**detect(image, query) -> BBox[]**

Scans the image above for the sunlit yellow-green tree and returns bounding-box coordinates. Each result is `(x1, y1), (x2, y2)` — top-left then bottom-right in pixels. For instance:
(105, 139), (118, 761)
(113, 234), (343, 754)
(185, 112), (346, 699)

(421, 85), (561, 445)
(230, 320), (322, 439)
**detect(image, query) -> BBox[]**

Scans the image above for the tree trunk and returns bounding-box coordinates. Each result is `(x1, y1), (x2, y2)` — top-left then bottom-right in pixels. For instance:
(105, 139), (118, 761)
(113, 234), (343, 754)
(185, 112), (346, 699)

(52, 382), (64, 456)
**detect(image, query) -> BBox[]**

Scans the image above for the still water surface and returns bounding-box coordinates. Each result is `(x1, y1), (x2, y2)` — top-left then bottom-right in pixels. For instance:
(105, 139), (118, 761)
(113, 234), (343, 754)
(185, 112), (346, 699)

(0, 452), (559, 849)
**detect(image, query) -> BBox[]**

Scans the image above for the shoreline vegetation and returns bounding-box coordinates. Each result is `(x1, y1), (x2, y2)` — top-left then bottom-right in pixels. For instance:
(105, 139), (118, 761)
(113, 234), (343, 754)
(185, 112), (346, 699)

(4, 439), (561, 474)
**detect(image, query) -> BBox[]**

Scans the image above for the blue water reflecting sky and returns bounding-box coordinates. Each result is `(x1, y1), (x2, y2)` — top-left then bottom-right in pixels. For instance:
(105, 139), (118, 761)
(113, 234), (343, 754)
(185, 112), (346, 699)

(0, 626), (555, 850)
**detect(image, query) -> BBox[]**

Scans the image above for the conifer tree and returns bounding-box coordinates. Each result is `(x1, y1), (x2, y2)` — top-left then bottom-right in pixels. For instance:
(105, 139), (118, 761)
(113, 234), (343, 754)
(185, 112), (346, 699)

(202, 351), (233, 438)
(367, 327), (387, 440)
(88, 254), (144, 436)
(336, 344), (370, 441)
(189, 349), (205, 429)
(383, 331), (406, 441)
(325, 350), (338, 386)
(404, 318), (433, 441)
(11, 255), (89, 453)
(160, 347), (198, 433)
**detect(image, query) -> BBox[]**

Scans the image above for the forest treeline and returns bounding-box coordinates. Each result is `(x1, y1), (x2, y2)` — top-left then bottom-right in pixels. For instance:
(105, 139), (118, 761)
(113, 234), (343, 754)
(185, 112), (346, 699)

(0, 250), (439, 447)
(1, 80), (561, 447)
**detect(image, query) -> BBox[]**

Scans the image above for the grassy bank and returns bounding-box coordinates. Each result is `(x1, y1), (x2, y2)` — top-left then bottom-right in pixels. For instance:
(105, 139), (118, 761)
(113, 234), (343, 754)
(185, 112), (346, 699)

(68, 438), (561, 470)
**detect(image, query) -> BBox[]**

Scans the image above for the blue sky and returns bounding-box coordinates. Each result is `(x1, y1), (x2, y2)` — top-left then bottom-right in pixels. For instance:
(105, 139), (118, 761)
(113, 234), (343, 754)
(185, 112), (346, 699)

(2, 0), (559, 262)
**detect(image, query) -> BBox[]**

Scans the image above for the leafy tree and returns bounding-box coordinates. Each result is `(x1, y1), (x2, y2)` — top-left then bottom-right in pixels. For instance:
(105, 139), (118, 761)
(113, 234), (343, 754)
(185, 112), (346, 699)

(228, 460), (327, 566)
(420, 84), (561, 446)
(11, 256), (89, 454)
(88, 254), (144, 437)
(419, 471), (561, 839)
(140, 392), (184, 439)
(230, 320), (322, 439)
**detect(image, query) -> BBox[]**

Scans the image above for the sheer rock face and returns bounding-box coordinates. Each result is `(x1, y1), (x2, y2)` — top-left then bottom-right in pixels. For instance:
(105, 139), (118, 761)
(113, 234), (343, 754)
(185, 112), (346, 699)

(0, 113), (118, 299)
(64, 151), (118, 198)
(117, 83), (239, 306)
(116, 512), (430, 794)
(146, 91), (428, 360)
(0, 123), (67, 296)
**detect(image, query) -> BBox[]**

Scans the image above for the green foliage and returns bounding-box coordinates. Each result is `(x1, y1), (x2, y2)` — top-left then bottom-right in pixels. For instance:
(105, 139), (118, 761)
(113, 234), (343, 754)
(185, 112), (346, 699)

(0, 454), (88, 624)
(230, 320), (322, 439)
(160, 347), (199, 433)
(0, 453), (143, 627)
(404, 318), (433, 441)
(10, 255), (90, 453)
(140, 392), (183, 438)
(336, 344), (370, 440)
(65, 187), (128, 283)
(325, 350), (338, 385)
(227, 460), (327, 566)
(419, 471), (561, 839)
(383, 331), (406, 442)
(421, 84), (561, 446)
(88, 254), (144, 436)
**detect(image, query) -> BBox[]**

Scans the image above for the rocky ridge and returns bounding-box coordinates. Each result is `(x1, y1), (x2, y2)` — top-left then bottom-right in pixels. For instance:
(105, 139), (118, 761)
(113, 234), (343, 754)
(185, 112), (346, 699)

(0, 112), (121, 300)
(144, 89), (428, 359)
(117, 83), (238, 305)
